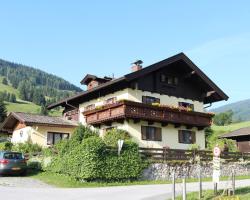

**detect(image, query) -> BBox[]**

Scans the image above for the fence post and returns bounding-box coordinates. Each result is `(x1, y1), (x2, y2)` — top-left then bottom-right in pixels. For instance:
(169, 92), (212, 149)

(199, 165), (202, 199)
(172, 170), (175, 200)
(214, 183), (217, 196)
(232, 169), (235, 195)
(182, 177), (186, 200)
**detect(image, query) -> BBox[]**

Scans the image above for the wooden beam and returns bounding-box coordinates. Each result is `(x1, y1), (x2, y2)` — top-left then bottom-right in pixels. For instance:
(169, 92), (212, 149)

(206, 91), (216, 97)
(197, 126), (204, 131)
(184, 71), (196, 79)
(117, 119), (125, 124)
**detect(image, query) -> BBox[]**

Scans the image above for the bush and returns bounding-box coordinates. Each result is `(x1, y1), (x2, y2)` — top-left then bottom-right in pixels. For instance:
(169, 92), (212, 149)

(47, 127), (144, 181)
(103, 129), (131, 147)
(12, 142), (42, 154)
(0, 141), (13, 151)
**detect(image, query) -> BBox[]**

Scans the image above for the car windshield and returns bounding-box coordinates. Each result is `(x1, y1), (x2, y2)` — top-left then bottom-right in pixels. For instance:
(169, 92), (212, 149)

(3, 153), (24, 160)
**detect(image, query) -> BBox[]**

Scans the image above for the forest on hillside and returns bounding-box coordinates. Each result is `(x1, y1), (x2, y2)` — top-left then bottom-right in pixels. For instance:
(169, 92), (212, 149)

(0, 59), (82, 107)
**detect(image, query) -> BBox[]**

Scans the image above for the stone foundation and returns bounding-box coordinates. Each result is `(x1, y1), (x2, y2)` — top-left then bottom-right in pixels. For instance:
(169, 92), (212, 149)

(142, 162), (250, 180)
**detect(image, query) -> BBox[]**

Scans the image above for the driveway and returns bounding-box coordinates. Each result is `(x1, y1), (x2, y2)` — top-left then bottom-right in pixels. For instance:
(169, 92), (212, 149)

(0, 177), (250, 200)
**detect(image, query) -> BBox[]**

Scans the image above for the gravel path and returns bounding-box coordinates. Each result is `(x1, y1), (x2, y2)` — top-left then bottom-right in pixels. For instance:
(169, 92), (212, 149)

(0, 177), (53, 188)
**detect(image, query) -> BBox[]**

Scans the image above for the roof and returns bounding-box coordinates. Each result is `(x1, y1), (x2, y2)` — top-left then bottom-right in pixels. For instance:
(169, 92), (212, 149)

(80, 74), (113, 85)
(48, 52), (229, 109)
(220, 127), (250, 138)
(0, 112), (78, 131)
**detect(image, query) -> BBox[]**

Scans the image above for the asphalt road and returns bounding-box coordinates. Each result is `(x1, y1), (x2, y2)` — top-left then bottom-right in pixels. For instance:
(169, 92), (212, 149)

(0, 177), (250, 200)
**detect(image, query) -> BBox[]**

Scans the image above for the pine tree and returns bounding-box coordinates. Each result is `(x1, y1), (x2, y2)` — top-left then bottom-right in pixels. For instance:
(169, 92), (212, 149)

(0, 100), (7, 123)
(40, 105), (48, 116)
(2, 77), (8, 85)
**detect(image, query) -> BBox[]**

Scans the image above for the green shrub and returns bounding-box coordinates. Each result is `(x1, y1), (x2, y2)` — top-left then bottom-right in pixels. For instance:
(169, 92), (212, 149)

(47, 126), (144, 182)
(103, 129), (131, 147)
(12, 142), (42, 154)
(103, 141), (143, 181)
(0, 141), (13, 151)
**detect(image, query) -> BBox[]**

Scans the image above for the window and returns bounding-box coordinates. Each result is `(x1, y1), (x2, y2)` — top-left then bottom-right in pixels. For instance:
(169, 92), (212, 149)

(3, 153), (23, 160)
(105, 97), (117, 105)
(161, 74), (178, 85)
(179, 102), (194, 111)
(142, 96), (160, 104)
(141, 126), (162, 141)
(178, 130), (196, 144)
(85, 104), (95, 111)
(47, 132), (69, 145)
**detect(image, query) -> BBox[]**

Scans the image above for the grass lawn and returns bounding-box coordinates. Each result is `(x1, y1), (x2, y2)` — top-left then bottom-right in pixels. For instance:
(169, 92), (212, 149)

(174, 187), (250, 200)
(212, 121), (250, 135)
(29, 172), (250, 188)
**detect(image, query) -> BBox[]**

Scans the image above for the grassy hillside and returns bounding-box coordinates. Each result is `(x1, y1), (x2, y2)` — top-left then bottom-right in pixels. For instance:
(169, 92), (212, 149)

(212, 121), (250, 135)
(211, 99), (250, 122)
(0, 76), (19, 95)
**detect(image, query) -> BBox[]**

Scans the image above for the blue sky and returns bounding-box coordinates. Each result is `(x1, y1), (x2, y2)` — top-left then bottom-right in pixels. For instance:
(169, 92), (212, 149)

(1, 1), (250, 108)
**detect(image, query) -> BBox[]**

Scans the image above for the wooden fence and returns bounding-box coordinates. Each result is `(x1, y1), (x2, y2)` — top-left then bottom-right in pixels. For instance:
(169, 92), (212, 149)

(139, 147), (250, 162)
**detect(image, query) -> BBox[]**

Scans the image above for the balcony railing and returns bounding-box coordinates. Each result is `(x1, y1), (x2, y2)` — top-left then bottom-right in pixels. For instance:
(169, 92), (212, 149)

(83, 100), (214, 128)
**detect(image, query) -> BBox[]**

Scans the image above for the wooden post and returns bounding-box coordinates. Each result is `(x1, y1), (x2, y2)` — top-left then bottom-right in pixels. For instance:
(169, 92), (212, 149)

(199, 166), (202, 199)
(172, 170), (175, 200)
(182, 177), (186, 200)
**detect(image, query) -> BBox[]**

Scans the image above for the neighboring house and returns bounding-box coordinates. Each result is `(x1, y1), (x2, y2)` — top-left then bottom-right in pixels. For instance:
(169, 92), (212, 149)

(0, 112), (77, 147)
(220, 127), (250, 153)
(46, 53), (228, 149)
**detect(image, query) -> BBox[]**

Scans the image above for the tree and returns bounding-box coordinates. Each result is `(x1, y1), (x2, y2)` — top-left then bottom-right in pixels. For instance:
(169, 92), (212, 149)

(0, 100), (7, 123)
(2, 77), (8, 85)
(40, 105), (48, 116)
(213, 110), (233, 126)
(9, 94), (16, 103)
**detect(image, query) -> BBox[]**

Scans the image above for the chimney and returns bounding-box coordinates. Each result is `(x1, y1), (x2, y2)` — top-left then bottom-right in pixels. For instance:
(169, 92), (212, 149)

(131, 60), (143, 72)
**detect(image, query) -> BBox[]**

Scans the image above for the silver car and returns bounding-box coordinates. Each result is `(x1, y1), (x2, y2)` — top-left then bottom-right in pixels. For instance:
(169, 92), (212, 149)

(0, 151), (27, 175)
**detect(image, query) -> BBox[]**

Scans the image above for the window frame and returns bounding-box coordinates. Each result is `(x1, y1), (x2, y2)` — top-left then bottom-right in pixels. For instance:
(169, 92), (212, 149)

(142, 96), (160, 105)
(160, 74), (178, 86)
(47, 132), (70, 145)
(105, 97), (117, 105)
(179, 102), (194, 111)
(178, 130), (196, 144)
(141, 126), (162, 141)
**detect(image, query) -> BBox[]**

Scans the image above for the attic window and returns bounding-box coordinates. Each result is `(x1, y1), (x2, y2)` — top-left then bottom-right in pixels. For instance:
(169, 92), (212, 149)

(161, 74), (178, 85)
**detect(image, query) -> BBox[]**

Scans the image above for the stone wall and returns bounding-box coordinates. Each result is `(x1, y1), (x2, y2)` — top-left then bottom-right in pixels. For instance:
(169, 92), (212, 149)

(142, 162), (250, 180)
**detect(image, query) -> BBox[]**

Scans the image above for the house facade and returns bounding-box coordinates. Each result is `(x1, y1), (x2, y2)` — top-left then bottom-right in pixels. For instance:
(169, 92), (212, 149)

(47, 53), (228, 149)
(0, 112), (77, 147)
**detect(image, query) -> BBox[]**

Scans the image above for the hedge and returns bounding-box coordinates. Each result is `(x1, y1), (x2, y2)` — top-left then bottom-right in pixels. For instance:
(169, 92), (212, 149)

(47, 127), (144, 181)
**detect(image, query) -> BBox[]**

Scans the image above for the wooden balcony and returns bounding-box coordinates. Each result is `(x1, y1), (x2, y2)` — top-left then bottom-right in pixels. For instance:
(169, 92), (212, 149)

(83, 100), (214, 129)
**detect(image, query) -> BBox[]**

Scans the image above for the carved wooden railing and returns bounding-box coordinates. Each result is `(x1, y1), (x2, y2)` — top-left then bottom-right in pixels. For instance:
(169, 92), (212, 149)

(83, 100), (214, 128)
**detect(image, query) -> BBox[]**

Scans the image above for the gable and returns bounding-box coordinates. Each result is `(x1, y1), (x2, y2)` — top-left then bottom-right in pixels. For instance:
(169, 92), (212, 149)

(47, 53), (228, 110)
(132, 60), (209, 102)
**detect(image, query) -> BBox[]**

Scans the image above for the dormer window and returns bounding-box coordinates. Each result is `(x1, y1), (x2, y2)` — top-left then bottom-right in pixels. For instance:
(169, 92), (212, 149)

(142, 96), (160, 105)
(105, 97), (117, 105)
(179, 102), (194, 111)
(161, 74), (178, 85)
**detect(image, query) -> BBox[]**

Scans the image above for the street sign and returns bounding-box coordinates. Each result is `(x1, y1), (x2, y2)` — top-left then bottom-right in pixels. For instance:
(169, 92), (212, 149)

(213, 146), (221, 157)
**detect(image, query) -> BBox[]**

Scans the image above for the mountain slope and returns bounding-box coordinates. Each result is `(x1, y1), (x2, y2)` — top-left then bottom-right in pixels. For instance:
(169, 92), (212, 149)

(211, 99), (250, 122)
(0, 59), (82, 115)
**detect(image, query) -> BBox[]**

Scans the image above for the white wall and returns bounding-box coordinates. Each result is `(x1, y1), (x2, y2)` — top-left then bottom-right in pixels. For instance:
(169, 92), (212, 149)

(100, 121), (205, 150)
